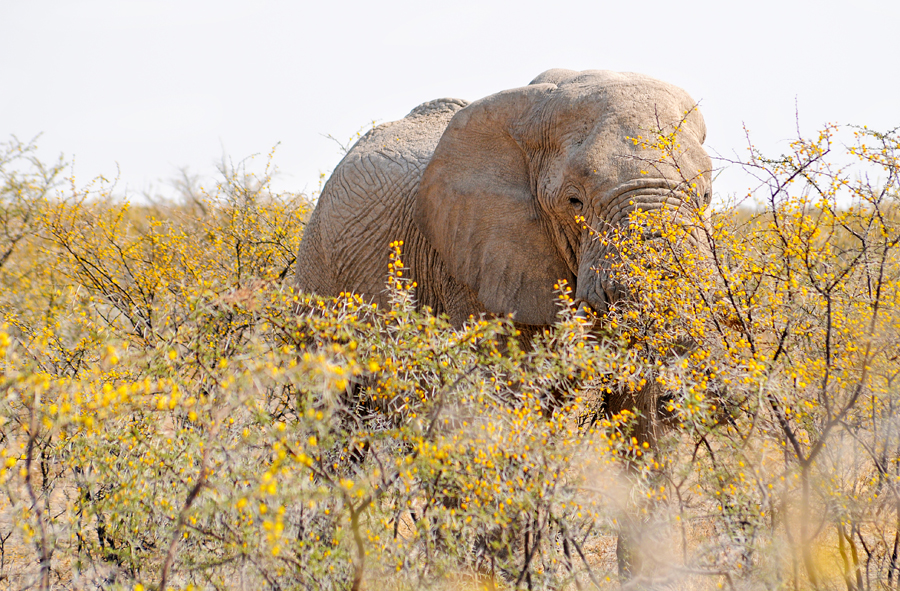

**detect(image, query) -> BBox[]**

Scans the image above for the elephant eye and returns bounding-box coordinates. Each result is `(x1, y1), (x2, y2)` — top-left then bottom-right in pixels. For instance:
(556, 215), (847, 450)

(569, 197), (584, 211)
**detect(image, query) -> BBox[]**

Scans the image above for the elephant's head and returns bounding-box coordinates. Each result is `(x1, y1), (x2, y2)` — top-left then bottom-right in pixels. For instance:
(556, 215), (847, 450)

(415, 69), (712, 324)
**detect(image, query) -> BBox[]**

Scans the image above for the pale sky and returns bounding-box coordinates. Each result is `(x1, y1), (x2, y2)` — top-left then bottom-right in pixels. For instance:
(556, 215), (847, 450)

(2, 0), (897, 200)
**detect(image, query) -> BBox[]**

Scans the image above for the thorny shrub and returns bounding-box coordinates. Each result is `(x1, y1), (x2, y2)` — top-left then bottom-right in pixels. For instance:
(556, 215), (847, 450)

(0, 123), (898, 591)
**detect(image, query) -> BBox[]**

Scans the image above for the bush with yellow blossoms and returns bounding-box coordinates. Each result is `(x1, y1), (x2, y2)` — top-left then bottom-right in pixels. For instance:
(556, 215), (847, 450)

(0, 123), (898, 591)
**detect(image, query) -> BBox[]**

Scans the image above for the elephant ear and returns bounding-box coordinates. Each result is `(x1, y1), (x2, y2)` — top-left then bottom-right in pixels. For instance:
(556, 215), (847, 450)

(415, 84), (574, 325)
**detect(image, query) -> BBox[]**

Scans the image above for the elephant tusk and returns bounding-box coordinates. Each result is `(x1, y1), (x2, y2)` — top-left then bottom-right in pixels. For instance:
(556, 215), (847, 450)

(575, 302), (593, 322)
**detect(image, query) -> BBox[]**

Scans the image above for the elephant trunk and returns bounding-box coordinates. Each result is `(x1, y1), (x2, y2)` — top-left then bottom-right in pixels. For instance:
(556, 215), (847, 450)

(574, 235), (618, 315)
(573, 177), (700, 315)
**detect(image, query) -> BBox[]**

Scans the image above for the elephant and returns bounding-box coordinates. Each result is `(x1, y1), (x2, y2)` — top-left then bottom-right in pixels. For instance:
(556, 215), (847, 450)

(295, 69), (713, 578)
(295, 69), (712, 331)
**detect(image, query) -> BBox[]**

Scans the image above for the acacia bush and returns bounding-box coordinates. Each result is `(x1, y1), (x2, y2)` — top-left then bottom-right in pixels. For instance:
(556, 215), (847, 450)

(0, 125), (898, 591)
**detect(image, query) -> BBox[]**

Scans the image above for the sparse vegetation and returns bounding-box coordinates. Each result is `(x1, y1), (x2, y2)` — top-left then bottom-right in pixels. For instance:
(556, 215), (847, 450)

(0, 124), (898, 590)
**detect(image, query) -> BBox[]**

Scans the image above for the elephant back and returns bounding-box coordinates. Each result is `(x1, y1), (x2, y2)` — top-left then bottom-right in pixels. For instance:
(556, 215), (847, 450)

(295, 98), (469, 305)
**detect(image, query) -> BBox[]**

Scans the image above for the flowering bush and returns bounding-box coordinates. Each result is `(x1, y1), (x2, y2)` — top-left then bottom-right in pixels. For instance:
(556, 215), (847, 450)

(0, 126), (898, 590)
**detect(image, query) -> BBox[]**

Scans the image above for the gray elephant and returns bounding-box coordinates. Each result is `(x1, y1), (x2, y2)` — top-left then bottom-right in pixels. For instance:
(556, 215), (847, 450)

(296, 69), (711, 329)
(296, 69), (713, 579)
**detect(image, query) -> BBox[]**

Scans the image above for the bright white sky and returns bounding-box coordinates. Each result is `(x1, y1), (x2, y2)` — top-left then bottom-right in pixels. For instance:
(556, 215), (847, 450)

(1, 0), (897, 200)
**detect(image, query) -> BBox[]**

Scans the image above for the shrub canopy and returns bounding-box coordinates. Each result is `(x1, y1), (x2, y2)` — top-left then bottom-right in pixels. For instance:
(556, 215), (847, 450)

(0, 126), (899, 590)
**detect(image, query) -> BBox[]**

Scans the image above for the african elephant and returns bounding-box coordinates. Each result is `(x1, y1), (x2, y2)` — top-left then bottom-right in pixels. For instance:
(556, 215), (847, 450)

(296, 69), (713, 579)
(295, 69), (712, 330)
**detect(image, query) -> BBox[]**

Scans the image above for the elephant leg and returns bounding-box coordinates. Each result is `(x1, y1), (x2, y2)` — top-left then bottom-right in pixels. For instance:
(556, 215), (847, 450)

(602, 381), (665, 583)
(616, 524), (643, 581)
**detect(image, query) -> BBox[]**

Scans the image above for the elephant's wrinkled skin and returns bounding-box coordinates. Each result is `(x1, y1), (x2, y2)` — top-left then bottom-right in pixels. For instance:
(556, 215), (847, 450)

(297, 69), (714, 579)
(296, 69), (711, 330)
